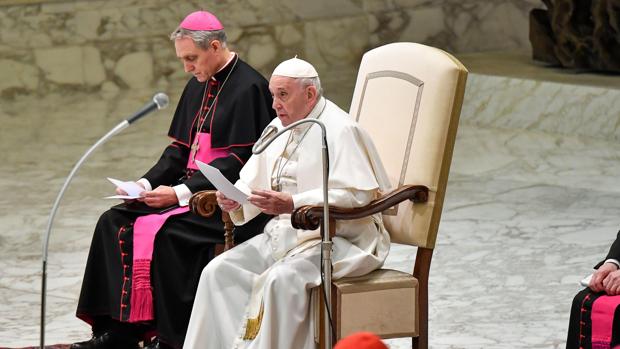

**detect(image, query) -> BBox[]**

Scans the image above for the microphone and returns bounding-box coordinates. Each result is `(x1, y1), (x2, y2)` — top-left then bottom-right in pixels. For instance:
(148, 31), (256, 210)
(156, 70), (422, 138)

(40, 92), (169, 349)
(126, 92), (169, 124)
(248, 118), (335, 347)
(252, 125), (279, 154)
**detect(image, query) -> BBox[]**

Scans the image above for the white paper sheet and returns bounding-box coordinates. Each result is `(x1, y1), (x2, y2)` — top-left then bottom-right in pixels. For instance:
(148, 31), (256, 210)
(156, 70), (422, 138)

(104, 177), (145, 199)
(195, 160), (249, 204)
(580, 273), (592, 287)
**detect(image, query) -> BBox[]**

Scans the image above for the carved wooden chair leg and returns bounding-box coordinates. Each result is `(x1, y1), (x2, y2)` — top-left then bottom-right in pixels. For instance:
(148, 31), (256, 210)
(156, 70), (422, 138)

(222, 211), (234, 250)
(189, 190), (235, 255)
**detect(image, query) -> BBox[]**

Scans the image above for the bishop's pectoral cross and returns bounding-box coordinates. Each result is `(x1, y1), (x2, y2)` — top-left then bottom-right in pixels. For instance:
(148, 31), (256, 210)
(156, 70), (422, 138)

(191, 142), (200, 163)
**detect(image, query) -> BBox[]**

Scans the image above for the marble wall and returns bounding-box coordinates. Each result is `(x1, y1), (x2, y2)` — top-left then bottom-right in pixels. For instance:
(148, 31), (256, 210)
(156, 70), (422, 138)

(462, 74), (620, 142)
(0, 0), (542, 107)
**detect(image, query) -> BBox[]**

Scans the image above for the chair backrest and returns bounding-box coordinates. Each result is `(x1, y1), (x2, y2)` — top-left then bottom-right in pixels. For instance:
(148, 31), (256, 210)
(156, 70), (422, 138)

(350, 42), (467, 249)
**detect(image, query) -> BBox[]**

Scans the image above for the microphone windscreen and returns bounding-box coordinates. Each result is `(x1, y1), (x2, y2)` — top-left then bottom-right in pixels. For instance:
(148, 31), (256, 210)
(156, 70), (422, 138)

(153, 93), (170, 110)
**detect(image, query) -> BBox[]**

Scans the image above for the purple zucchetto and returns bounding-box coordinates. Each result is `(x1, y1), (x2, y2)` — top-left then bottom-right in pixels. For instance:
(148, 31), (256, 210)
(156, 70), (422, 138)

(179, 11), (224, 31)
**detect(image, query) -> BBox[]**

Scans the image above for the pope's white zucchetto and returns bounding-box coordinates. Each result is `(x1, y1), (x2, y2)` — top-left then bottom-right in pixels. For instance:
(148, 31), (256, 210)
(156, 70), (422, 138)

(272, 57), (318, 78)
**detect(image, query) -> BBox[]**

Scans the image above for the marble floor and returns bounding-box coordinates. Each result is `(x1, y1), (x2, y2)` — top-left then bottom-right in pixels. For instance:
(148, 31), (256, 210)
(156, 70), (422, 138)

(1, 52), (620, 348)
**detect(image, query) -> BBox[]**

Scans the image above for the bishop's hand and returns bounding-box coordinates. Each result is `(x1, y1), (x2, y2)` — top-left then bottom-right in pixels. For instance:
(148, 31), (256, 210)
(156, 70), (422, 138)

(115, 182), (145, 204)
(142, 185), (178, 208)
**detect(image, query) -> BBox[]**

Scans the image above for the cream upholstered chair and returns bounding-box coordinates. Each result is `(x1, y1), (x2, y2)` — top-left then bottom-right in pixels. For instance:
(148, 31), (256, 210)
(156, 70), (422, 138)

(291, 42), (468, 348)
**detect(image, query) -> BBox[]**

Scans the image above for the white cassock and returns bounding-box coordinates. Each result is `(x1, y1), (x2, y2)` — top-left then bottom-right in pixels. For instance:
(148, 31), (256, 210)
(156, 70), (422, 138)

(184, 97), (391, 349)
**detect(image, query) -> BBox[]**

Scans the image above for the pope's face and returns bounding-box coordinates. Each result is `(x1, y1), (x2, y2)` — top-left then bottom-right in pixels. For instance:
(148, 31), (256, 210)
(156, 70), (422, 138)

(269, 76), (316, 127)
(175, 37), (220, 82)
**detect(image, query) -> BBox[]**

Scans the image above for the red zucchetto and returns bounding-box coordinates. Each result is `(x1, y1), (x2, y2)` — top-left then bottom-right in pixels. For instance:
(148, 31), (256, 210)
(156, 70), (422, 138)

(334, 332), (388, 349)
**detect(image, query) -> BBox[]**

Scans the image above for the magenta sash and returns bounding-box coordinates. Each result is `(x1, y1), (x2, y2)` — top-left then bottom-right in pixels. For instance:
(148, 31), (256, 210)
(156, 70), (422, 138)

(591, 295), (620, 349)
(128, 132), (228, 322)
(129, 206), (187, 321)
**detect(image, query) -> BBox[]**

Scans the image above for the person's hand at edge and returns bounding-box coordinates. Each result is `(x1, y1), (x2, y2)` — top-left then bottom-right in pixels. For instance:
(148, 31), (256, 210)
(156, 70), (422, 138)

(590, 262), (619, 293)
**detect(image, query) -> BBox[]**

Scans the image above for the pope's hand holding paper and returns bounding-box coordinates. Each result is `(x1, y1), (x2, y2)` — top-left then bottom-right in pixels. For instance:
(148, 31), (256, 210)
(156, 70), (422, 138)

(195, 160), (249, 204)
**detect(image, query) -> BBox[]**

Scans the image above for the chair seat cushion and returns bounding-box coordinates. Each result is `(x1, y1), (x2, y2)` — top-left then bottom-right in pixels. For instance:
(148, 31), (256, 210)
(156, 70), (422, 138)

(333, 268), (419, 339)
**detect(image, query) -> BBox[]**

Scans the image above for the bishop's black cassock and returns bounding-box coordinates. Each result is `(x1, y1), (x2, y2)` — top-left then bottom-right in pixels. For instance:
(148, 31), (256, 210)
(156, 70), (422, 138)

(75, 55), (275, 348)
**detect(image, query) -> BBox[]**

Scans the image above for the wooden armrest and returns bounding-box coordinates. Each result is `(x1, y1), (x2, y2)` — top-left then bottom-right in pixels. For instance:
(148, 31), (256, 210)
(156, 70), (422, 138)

(189, 190), (219, 217)
(189, 190), (235, 251)
(291, 185), (428, 230)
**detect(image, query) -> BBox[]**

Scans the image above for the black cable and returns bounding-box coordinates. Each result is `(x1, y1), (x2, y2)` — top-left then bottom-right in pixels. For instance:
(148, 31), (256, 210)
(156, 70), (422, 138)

(320, 235), (337, 341)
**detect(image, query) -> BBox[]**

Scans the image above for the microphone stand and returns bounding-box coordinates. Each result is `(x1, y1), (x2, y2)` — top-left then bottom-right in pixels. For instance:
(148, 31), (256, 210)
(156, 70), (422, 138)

(40, 93), (168, 349)
(252, 118), (333, 349)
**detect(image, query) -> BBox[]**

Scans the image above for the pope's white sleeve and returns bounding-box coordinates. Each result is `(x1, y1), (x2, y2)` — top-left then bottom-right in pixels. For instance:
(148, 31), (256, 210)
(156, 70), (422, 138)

(229, 180), (262, 225)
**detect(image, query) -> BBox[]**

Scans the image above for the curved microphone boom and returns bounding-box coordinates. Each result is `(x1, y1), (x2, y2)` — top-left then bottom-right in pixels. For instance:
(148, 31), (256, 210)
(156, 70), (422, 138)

(40, 92), (169, 349)
(250, 118), (334, 348)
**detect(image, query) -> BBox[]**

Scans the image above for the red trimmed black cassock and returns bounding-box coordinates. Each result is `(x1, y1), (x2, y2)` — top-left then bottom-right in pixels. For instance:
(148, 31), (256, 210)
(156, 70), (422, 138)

(75, 55), (275, 348)
(566, 230), (620, 349)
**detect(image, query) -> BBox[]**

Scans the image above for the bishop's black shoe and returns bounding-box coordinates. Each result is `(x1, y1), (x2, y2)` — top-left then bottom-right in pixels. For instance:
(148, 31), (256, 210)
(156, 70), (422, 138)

(144, 337), (175, 349)
(69, 331), (140, 349)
